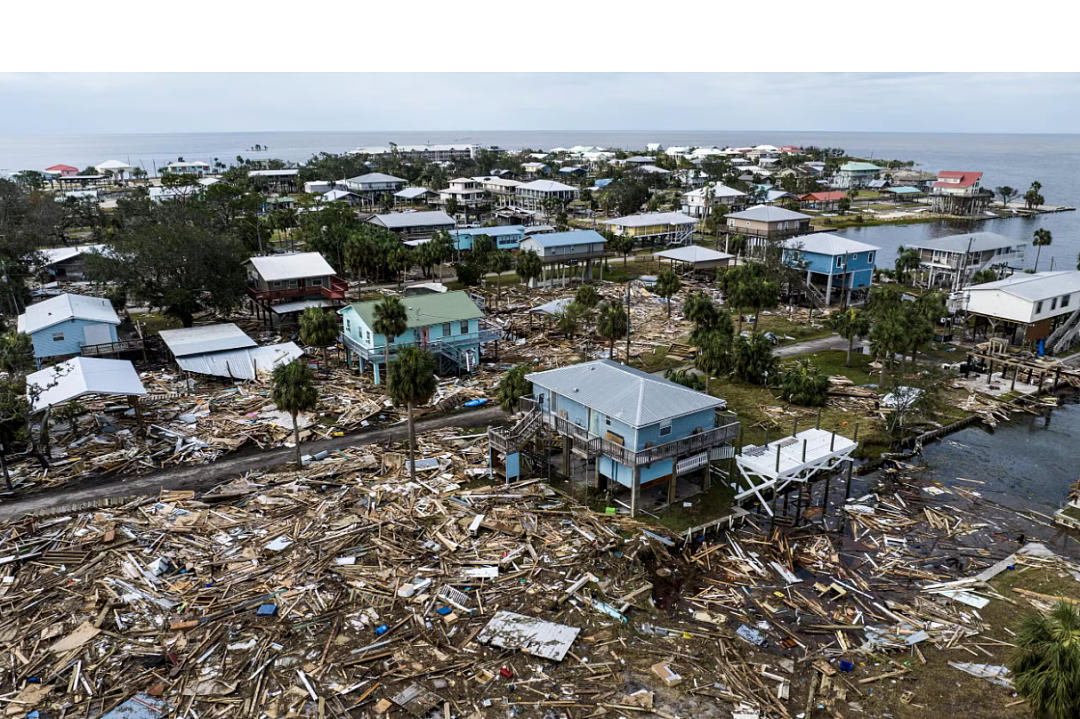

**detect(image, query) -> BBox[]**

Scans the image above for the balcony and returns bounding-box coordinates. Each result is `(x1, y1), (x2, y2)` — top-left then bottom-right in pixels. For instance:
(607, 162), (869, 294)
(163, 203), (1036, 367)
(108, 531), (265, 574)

(340, 325), (502, 364)
(728, 224), (809, 239)
(248, 276), (349, 304)
(81, 337), (146, 357)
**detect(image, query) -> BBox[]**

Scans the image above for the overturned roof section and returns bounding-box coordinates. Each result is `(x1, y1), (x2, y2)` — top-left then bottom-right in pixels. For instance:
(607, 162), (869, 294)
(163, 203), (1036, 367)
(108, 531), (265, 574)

(159, 324), (257, 358)
(526, 359), (724, 428)
(37, 244), (106, 267)
(176, 342), (303, 381)
(27, 357), (146, 413)
(246, 252), (336, 282)
(19, 293), (119, 335)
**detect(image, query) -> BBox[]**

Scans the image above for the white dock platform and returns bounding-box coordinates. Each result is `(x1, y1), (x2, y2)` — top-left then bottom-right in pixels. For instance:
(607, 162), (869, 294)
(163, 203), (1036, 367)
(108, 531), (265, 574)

(734, 428), (857, 514)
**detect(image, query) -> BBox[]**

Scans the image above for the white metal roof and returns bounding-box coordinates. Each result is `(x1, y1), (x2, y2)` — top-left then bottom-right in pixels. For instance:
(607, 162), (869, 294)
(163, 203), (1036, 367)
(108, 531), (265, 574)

(782, 233), (881, 256)
(271, 298), (331, 314)
(371, 211), (455, 230)
(248, 169), (299, 177)
(176, 342), (302, 381)
(684, 183), (747, 201)
(604, 212), (697, 228)
(526, 359), (724, 428)
(19, 293), (119, 335)
(394, 187), (434, 198)
(347, 172), (405, 184)
(477, 611), (580, 662)
(27, 357), (145, 413)
(966, 270), (1080, 302)
(95, 160), (131, 171)
(517, 180), (577, 193)
(246, 252), (336, 281)
(654, 245), (734, 264)
(159, 323), (256, 357)
(727, 204), (811, 222)
(37, 244), (106, 267)
(903, 232), (1023, 254)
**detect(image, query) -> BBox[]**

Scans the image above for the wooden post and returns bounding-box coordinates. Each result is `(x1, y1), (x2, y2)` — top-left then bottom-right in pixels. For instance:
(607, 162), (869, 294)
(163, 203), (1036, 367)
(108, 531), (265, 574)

(792, 417), (798, 438)
(775, 444), (782, 473)
(844, 459), (854, 499)
(853, 422), (860, 443)
(795, 483), (804, 526)
(1012, 365), (1019, 391)
(630, 465), (641, 518)
(802, 439), (808, 463)
(816, 407), (822, 430)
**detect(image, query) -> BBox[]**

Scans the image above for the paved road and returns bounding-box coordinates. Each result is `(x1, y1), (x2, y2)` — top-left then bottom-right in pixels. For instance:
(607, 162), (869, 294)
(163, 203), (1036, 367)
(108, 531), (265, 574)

(774, 334), (866, 358)
(0, 405), (505, 522)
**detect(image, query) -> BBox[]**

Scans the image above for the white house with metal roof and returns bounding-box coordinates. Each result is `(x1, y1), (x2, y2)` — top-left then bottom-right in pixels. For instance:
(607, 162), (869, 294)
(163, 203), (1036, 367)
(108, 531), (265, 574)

(519, 230), (608, 286)
(681, 183), (748, 218)
(493, 360), (739, 516)
(343, 172), (406, 199)
(244, 252), (347, 320)
(368, 211), (456, 239)
(18, 293), (121, 364)
(963, 270), (1080, 350)
(902, 232), (1026, 291)
(514, 179), (578, 211)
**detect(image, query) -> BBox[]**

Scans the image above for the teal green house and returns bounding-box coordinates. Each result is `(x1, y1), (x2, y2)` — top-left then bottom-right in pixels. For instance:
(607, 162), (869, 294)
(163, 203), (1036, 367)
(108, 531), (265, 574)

(338, 291), (499, 384)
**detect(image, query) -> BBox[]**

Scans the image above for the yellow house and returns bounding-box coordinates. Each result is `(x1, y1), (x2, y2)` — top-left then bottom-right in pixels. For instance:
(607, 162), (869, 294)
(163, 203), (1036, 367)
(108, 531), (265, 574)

(601, 211), (698, 245)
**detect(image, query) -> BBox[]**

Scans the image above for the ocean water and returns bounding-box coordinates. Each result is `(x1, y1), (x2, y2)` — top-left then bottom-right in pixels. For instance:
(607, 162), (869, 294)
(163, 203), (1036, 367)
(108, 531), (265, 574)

(0, 129), (1076, 269)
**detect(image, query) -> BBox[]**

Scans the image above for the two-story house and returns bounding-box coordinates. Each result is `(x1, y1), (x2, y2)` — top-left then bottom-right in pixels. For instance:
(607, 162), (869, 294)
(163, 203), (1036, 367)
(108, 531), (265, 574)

(904, 232), (1026, 291)
(725, 205), (812, 248)
(476, 177), (522, 207)
(244, 252), (348, 323)
(930, 170), (992, 214)
(519, 230), (607, 286)
(782, 233), (880, 306)
(508, 360), (739, 516)
(337, 291), (498, 384)
(833, 162), (881, 189)
(514, 179), (578, 211)
(18, 293), (121, 366)
(680, 183), (748, 219)
(343, 172), (407, 202)
(164, 161), (212, 177)
(438, 177), (486, 212)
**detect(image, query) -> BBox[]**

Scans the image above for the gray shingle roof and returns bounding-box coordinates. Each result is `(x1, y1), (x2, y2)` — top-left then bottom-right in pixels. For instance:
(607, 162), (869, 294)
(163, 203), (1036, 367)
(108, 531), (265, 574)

(526, 359), (723, 428)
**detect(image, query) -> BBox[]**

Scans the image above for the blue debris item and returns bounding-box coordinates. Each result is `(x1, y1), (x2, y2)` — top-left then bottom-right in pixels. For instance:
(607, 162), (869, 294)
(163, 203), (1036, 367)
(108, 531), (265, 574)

(839, 660), (854, 673)
(464, 398), (488, 407)
(256, 604), (278, 617)
(99, 693), (168, 718)
(436, 606), (452, 616)
(375, 624), (390, 636)
(735, 623), (767, 647)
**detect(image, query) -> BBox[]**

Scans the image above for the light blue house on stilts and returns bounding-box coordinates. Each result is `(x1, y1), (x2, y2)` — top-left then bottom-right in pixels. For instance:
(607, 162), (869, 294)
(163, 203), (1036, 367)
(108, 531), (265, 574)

(782, 233), (880, 306)
(338, 291), (500, 384)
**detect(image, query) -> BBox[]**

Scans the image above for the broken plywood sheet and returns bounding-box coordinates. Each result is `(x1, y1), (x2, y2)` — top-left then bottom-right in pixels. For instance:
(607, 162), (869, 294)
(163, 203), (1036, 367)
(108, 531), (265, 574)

(476, 610), (580, 661)
(49, 621), (100, 653)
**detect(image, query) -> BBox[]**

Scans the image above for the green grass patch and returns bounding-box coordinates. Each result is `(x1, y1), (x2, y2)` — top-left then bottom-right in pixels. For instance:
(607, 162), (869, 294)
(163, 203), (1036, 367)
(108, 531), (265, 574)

(654, 477), (736, 533)
(629, 345), (685, 375)
(750, 313), (834, 345)
(130, 311), (182, 334)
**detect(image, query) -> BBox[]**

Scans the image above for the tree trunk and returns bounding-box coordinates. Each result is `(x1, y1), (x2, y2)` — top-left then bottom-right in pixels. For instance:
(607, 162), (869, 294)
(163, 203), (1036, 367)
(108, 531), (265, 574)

(609, 336), (615, 360)
(1034, 245), (1042, 272)
(705, 373), (711, 395)
(292, 410), (302, 467)
(497, 274), (502, 309)
(737, 310), (744, 334)
(752, 311), (759, 331)
(407, 401), (417, 481)
(846, 335), (854, 367)
(667, 297), (672, 318)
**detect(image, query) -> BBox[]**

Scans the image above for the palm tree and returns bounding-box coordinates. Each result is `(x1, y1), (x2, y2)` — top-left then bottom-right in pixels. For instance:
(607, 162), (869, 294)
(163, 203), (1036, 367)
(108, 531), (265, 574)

(996, 185), (1018, 208)
(489, 251), (513, 308)
(575, 284), (600, 309)
(596, 301), (628, 362)
(387, 347), (438, 481)
(654, 268), (682, 318)
(1033, 228), (1053, 272)
(693, 327), (733, 395)
(298, 307), (339, 374)
(1009, 601), (1080, 719)
(271, 360), (319, 467)
(497, 363), (533, 413)
(373, 297), (409, 385)
(781, 358), (830, 406)
(515, 249), (543, 289)
(832, 308), (871, 367)
(894, 247), (921, 285)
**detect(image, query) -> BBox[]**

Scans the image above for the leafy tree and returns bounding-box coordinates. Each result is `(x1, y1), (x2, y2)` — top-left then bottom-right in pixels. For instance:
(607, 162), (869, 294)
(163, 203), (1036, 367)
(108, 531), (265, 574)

(908, 290), (947, 366)
(445, 196), (460, 218)
(837, 197), (851, 214)
(454, 261), (483, 287)
(378, 193), (394, 213)
(654, 268), (682, 318)
(832, 307), (871, 367)
(664, 367), (705, 391)
(14, 171), (46, 190)
(0, 332), (33, 375)
(1009, 601), (1080, 719)
(104, 285), (128, 313)
(693, 326), (733, 394)
(996, 185), (1019, 207)
(894, 246), (921, 285)
(555, 302), (586, 339)
(781, 358), (829, 406)
(971, 268), (999, 285)
(596, 301), (628, 361)
(515, 249), (543, 288)
(1033, 228), (1053, 272)
(373, 296), (408, 380)
(721, 263), (779, 331)
(0, 179), (63, 317)
(299, 307), (339, 373)
(732, 332), (778, 386)
(607, 233), (635, 267)
(297, 201), (362, 273)
(271, 360), (319, 467)
(574, 284), (600, 309)
(684, 291), (721, 338)
(867, 285), (908, 381)
(387, 346), (438, 481)
(727, 233), (748, 259)
(497, 363), (533, 413)
(86, 200), (246, 326)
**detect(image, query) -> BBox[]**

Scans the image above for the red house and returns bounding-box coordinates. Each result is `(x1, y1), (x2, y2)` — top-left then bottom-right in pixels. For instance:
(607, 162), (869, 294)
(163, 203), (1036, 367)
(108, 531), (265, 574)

(46, 164), (79, 177)
(800, 191), (848, 209)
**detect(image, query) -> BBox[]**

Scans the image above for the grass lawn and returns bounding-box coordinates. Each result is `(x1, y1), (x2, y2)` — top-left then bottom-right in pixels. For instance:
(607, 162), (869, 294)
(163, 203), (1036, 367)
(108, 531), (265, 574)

(654, 477), (736, 533)
(751, 312), (834, 345)
(130, 311), (182, 335)
(811, 214), (946, 230)
(629, 345), (685, 375)
(857, 562), (1080, 719)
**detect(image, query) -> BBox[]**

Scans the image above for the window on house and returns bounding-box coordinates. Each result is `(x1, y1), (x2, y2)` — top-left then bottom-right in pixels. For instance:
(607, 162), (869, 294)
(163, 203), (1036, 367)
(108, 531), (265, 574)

(309, 277), (323, 287)
(52, 332), (64, 342)
(1036, 301), (1044, 314)
(659, 421), (672, 437)
(387, 334), (395, 345)
(867, 252), (874, 264)
(1052, 298), (1058, 311)
(1063, 295), (1071, 308)
(850, 253), (859, 261)
(345, 319), (350, 332)
(460, 321), (469, 334)
(443, 322), (452, 336)
(272, 280), (283, 289)
(366, 331), (371, 341)
(835, 256), (844, 268)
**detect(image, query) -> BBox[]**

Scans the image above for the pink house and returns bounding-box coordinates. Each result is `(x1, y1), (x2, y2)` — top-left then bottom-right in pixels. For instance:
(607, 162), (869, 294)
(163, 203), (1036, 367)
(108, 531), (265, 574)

(46, 164), (79, 177)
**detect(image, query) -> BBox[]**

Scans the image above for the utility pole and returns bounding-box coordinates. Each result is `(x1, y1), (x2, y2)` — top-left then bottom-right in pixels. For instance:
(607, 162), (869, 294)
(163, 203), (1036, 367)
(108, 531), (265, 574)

(625, 280), (631, 364)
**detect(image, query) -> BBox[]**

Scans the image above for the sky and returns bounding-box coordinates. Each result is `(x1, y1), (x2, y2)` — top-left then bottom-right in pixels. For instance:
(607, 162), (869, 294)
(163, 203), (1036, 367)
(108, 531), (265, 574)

(2, 73), (1080, 136)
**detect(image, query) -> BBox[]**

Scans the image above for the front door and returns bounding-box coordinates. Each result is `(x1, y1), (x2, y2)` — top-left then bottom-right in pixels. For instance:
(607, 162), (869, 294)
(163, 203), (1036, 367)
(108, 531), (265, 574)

(419, 326), (429, 347)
